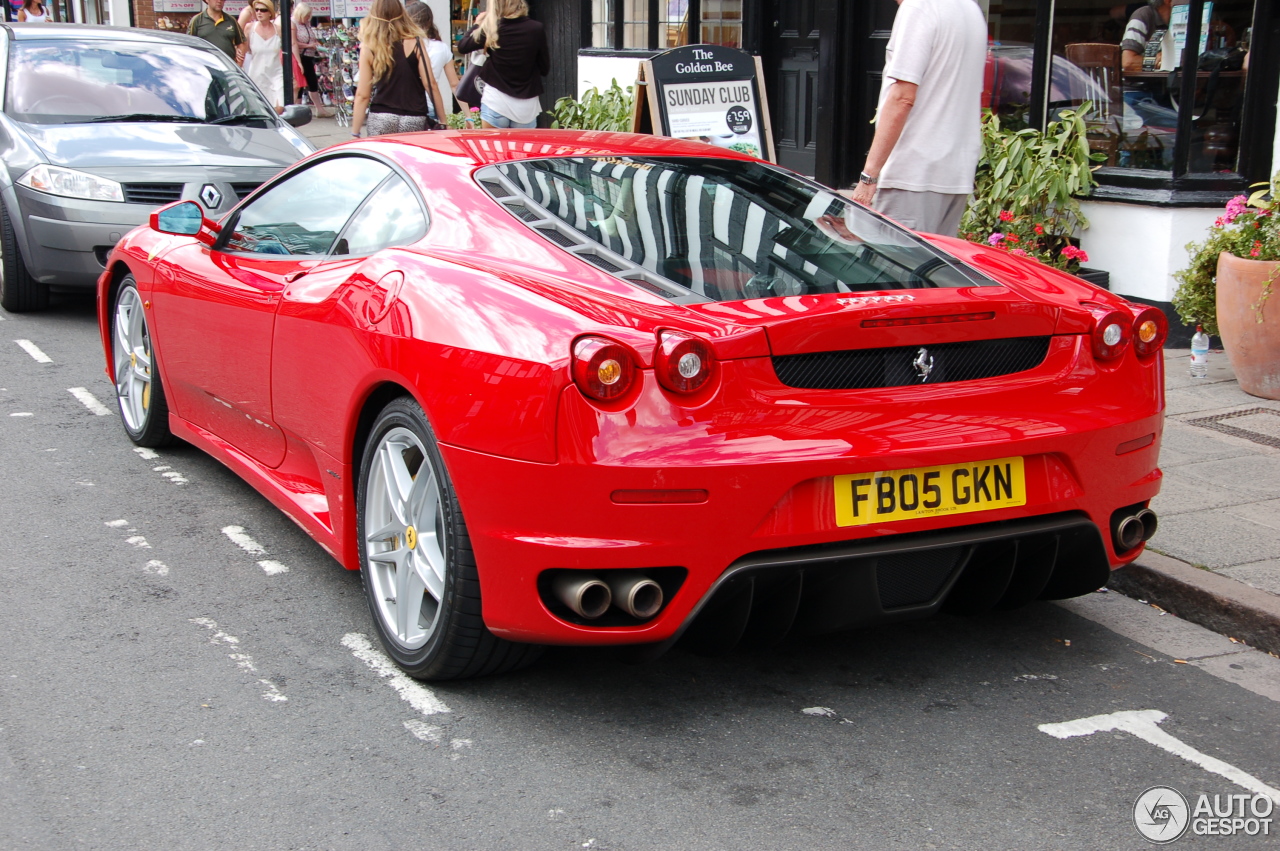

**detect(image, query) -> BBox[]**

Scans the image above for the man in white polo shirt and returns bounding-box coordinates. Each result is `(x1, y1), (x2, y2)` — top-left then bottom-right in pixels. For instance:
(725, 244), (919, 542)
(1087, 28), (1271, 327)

(848, 0), (987, 237)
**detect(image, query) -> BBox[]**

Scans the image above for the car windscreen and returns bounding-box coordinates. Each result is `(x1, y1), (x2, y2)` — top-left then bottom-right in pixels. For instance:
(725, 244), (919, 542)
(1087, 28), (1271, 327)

(478, 157), (993, 302)
(5, 40), (276, 125)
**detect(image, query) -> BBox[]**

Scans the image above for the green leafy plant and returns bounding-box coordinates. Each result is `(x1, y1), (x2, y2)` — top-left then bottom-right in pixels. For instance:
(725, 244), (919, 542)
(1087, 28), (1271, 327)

(1173, 172), (1280, 335)
(447, 107), (481, 130)
(549, 80), (636, 132)
(960, 106), (1104, 273)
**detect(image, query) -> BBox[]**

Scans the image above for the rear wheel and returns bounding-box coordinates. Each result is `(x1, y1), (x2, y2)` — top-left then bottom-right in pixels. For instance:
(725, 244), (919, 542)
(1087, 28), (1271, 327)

(112, 278), (175, 447)
(357, 397), (540, 680)
(0, 201), (49, 312)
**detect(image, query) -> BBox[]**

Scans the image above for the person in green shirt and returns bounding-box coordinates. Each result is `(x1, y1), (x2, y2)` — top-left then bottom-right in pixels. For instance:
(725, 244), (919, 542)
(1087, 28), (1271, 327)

(187, 0), (245, 65)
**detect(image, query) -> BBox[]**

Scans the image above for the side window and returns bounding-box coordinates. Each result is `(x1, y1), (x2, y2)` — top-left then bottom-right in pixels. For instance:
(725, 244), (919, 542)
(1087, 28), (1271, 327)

(225, 157), (390, 256)
(334, 175), (428, 256)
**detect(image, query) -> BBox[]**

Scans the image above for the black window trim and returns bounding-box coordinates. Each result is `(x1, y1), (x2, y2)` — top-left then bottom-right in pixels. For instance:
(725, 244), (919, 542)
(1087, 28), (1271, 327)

(215, 149), (431, 259)
(594, 0), (705, 52)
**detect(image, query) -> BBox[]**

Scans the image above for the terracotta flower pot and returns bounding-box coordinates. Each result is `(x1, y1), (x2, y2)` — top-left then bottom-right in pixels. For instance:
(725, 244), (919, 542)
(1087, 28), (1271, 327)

(1216, 251), (1280, 400)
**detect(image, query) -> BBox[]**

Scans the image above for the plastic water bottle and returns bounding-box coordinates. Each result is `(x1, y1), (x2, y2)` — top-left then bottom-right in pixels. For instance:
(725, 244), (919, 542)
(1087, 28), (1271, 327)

(1190, 325), (1209, 378)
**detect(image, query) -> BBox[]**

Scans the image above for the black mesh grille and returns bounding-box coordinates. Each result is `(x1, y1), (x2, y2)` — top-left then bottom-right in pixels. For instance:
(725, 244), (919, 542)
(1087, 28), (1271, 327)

(479, 178), (507, 197)
(122, 183), (184, 205)
(536, 227), (577, 248)
(506, 203), (541, 222)
(876, 547), (962, 609)
(773, 336), (1051, 390)
(230, 182), (262, 200)
(583, 253), (622, 273)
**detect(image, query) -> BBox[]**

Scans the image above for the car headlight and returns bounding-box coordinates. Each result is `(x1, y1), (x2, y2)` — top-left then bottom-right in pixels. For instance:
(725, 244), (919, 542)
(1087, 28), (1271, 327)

(17, 164), (124, 203)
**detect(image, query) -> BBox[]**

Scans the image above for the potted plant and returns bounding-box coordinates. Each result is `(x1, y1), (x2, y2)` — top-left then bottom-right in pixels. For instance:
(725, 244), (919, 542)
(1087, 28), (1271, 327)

(549, 81), (636, 132)
(1173, 173), (1280, 399)
(961, 106), (1105, 279)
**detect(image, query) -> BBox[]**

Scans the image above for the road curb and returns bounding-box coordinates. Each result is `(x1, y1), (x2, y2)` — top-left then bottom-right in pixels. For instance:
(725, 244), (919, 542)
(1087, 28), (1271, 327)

(1107, 550), (1280, 656)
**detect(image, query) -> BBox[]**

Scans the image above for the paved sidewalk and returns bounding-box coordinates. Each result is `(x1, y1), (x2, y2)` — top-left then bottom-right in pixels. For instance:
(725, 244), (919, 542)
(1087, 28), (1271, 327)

(1113, 347), (1280, 654)
(299, 113), (352, 150)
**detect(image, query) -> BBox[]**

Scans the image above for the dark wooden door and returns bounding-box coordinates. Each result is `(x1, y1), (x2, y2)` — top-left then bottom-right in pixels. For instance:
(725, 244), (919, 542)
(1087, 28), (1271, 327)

(762, 0), (823, 176)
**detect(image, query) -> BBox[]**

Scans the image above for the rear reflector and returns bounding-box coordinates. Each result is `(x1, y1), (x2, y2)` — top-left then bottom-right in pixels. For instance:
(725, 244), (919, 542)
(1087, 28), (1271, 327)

(1116, 434), (1155, 455)
(861, 312), (995, 328)
(611, 489), (709, 505)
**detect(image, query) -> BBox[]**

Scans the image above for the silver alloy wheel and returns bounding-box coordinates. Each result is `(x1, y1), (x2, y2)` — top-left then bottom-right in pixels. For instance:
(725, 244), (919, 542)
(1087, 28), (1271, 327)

(364, 426), (448, 650)
(113, 286), (153, 433)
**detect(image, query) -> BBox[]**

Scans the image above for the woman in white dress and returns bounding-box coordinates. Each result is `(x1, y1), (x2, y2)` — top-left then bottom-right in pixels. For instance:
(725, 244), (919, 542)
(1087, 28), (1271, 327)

(18, 0), (53, 21)
(245, 0), (284, 112)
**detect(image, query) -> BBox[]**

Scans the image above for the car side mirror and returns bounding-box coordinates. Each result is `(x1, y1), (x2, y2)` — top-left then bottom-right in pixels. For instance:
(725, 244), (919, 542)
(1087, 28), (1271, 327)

(281, 104), (312, 128)
(151, 200), (220, 245)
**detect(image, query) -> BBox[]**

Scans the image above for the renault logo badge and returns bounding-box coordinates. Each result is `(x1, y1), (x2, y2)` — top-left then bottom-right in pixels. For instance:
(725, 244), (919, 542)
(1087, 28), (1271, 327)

(912, 347), (935, 382)
(199, 184), (223, 209)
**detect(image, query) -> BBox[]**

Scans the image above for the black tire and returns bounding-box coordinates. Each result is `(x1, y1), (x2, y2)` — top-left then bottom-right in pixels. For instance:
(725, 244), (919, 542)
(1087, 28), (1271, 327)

(111, 277), (175, 447)
(357, 397), (541, 681)
(0, 201), (49, 312)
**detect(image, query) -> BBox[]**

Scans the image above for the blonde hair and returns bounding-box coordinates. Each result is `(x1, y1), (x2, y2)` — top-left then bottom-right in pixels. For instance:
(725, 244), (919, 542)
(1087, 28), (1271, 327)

(292, 1), (311, 23)
(359, 0), (426, 84)
(480, 0), (528, 51)
(252, 0), (275, 15)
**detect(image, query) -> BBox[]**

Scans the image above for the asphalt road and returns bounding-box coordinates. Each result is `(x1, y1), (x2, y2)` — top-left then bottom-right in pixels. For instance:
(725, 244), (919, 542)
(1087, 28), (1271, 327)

(2, 293), (1279, 851)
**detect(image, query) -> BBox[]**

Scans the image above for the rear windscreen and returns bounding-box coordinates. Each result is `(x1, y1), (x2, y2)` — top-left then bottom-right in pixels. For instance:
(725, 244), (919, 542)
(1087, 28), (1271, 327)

(478, 157), (993, 302)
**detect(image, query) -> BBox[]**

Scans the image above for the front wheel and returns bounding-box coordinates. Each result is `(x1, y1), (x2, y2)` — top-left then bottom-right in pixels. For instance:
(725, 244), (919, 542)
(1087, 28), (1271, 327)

(0, 201), (49, 312)
(357, 397), (540, 680)
(112, 278), (175, 447)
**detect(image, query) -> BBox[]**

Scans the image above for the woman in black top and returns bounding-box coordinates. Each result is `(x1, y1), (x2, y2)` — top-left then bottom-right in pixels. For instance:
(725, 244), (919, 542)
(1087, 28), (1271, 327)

(457, 0), (549, 129)
(351, 0), (448, 138)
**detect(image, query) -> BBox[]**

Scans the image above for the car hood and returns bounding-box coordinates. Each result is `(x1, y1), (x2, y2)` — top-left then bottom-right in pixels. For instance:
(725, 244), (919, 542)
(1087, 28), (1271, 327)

(18, 122), (305, 168)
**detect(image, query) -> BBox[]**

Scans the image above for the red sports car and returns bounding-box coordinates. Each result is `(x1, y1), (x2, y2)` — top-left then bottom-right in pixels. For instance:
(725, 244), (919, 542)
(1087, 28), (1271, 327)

(97, 131), (1166, 680)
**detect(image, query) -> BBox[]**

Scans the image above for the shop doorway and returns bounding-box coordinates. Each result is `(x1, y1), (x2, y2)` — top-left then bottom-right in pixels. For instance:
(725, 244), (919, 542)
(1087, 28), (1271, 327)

(760, 0), (826, 177)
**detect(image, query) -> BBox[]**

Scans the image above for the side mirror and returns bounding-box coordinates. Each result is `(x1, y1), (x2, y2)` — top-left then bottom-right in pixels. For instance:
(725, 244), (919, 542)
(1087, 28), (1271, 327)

(281, 104), (312, 128)
(150, 200), (219, 245)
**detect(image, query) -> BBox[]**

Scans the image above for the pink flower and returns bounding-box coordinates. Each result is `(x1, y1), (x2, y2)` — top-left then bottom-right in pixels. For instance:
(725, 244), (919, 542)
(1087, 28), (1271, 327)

(470, 107), (481, 113)
(999, 210), (1014, 223)
(1009, 248), (1029, 257)
(1223, 194), (1248, 224)
(1033, 224), (1044, 235)
(1060, 245), (1089, 263)
(988, 232), (1004, 246)
(1251, 240), (1262, 258)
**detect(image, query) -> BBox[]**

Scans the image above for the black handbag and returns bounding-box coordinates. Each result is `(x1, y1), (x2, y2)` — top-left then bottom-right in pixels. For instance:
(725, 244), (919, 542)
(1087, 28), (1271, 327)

(456, 58), (484, 107)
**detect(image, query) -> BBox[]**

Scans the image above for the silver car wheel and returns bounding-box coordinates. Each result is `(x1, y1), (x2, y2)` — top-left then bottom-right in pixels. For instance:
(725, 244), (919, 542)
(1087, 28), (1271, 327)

(363, 426), (448, 651)
(113, 285), (153, 433)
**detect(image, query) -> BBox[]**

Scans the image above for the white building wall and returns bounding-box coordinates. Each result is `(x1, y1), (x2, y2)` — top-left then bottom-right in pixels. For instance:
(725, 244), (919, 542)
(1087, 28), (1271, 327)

(578, 54), (645, 98)
(107, 0), (131, 25)
(1078, 201), (1218, 303)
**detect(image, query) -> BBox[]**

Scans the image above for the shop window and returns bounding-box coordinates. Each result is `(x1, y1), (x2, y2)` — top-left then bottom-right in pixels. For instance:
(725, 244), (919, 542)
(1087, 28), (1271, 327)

(985, 0), (1264, 196)
(590, 0), (742, 52)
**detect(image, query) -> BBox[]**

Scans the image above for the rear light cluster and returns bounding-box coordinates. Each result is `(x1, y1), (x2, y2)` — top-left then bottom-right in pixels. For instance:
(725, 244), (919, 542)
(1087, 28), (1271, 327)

(571, 331), (718, 403)
(1089, 305), (1167, 362)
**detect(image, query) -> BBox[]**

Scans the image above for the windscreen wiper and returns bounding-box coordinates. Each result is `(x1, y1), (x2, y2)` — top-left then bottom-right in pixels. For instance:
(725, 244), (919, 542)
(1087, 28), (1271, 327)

(209, 114), (274, 125)
(85, 113), (204, 124)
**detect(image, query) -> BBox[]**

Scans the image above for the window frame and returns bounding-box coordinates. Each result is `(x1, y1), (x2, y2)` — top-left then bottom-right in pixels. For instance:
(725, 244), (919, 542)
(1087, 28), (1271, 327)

(1027, 0), (1276, 205)
(589, 0), (705, 53)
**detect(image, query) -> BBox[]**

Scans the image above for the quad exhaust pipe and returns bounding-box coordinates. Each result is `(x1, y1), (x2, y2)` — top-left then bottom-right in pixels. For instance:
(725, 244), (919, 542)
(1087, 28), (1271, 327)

(549, 571), (666, 621)
(1112, 507), (1158, 553)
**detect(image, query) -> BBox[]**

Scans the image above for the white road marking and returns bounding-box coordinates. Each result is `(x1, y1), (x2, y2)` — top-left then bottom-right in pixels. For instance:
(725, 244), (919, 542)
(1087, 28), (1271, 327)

(124, 535), (151, 549)
(104, 519), (129, 528)
(1039, 709), (1280, 804)
(132, 447), (160, 460)
(190, 618), (287, 703)
(14, 340), (51, 363)
(801, 707), (836, 717)
(9, 412), (33, 417)
(257, 560), (289, 575)
(221, 526), (266, 555)
(144, 560), (169, 576)
(341, 632), (451, 716)
(67, 387), (110, 416)
(404, 720), (443, 744)
(160, 471), (188, 485)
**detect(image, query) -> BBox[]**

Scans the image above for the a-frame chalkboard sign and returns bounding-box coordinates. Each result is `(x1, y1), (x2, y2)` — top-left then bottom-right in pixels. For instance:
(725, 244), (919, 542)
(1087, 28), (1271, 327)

(631, 44), (777, 163)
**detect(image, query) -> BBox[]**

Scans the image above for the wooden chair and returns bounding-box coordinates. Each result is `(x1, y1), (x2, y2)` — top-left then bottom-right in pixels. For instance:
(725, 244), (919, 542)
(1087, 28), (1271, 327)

(1065, 43), (1124, 165)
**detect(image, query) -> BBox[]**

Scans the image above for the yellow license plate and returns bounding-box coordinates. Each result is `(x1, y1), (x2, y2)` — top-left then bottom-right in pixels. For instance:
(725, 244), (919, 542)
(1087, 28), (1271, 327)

(834, 456), (1026, 527)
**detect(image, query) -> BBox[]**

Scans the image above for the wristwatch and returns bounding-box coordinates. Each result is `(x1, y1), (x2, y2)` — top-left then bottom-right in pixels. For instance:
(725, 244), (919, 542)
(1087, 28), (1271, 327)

(858, 171), (878, 185)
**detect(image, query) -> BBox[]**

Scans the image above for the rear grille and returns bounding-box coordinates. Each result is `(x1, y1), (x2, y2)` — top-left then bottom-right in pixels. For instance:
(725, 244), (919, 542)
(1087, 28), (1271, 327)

(772, 336), (1052, 390)
(122, 183), (184, 205)
(876, 547), (962, 609)
(230, 182), (263, 200)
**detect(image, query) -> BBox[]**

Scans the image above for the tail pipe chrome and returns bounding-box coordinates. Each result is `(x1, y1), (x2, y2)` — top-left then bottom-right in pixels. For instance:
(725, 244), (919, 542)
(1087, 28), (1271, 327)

(606, 572), (664, 620)
(1112, 507), (1158, 553)
(552, 573), (612, 620)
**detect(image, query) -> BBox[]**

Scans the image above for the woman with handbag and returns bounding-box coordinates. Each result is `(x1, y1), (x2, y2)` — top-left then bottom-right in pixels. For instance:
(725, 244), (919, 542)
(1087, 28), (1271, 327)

(457, 0), (549, 129)
(406, 0), (464, 118)
(291, 2), (328, 114)
(350, 0), (449, 138)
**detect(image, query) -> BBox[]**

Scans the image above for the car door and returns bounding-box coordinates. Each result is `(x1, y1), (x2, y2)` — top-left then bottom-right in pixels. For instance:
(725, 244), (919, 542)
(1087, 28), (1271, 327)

(153, 155), (392, 467)
(270, 170), (431, 459)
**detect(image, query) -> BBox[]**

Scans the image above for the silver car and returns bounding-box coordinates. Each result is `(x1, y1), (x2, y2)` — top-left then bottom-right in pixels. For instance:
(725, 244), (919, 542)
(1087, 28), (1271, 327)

(0, 23), (315, 311)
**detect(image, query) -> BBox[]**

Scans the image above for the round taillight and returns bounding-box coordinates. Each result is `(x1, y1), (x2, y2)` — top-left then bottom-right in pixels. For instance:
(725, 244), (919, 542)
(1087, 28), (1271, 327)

(1091, 309), (1132, 361)
(654, 331), (716, 394)
(1131, 307), (1168, 358)
(571, 336), (637, 402)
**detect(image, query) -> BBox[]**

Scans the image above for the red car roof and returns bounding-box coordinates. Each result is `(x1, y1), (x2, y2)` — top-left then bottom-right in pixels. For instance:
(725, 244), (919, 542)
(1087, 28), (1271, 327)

(352, 129), (760, 167)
